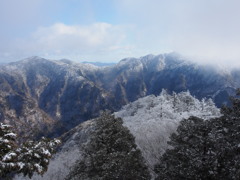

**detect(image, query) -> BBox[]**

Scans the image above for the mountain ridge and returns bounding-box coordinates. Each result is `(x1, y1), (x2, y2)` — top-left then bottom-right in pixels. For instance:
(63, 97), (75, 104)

(0, 54), (239, 138)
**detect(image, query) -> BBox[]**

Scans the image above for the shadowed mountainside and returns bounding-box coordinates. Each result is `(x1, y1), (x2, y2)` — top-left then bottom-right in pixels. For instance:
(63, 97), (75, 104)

(0, 54), (239, 138)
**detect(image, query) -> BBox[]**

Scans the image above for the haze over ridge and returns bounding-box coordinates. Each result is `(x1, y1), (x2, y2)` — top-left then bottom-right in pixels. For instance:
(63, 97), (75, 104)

(0, 0), (240, 66)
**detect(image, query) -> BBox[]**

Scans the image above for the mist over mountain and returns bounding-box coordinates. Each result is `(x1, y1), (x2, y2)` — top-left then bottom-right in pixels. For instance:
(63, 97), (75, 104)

(2, 1), (240, 179)
(82, 61), (116, 67)
(0, 53), (239, 138)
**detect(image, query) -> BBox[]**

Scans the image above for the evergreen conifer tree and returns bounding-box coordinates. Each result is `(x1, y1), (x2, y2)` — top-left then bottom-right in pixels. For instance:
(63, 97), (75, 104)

(0, 123), (61, 178)
(66, 112), (151, 180)
(154, 117), (213, 180)
(154, 89), (240, 180)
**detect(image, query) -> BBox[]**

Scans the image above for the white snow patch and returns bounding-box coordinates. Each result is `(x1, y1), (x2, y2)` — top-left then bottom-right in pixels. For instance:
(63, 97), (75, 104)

(115, 90), (221, 174)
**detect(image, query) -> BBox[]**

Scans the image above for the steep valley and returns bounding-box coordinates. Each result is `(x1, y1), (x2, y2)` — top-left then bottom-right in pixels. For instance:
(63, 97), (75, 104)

(0, 54), (239, 139)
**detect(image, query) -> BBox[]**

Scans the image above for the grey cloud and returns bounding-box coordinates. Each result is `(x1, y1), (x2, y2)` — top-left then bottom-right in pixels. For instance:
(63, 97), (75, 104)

(115, 0), (240, 65)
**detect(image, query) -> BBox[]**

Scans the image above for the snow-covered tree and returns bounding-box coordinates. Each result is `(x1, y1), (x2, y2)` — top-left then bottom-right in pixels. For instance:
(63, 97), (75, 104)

(154, 89), (240, 180)
(66, 112), (151, 180)
(154, 117), (213, 180)
(115, 90), (220, 176)
(172, 92), (180, 112)
(0, 123), (61, 179)
(0, 122), (18, 178)
(0, 123), (17, 159)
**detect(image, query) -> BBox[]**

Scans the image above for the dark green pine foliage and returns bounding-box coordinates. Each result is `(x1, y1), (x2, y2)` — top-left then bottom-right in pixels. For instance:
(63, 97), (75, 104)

(0, 123), (61, 179)
(0, 123), (16, 160)
(0, 123), (18, 177)
(15, 137), (61, 178)
(155, 89), (240, 180)
(212, 88), (240, 179)
(66, 112), (151, 180)
(154, 117), (213, 180)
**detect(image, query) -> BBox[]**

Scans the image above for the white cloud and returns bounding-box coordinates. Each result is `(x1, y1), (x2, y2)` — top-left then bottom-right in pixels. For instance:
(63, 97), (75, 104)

(32, 23), (123, 49)
(1, 0), (240, 66)
(0, 22), (134, 62)
(114, 0), (240, 66)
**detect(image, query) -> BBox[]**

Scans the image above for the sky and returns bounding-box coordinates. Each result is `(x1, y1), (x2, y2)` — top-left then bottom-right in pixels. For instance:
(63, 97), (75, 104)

(0, 0), (240, 65)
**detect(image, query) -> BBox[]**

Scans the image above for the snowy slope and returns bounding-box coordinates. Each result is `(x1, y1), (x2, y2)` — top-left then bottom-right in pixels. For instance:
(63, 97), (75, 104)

(14, 90), (221, 180)
(115, 90), (221, 174)
(15, 120), (96, 180)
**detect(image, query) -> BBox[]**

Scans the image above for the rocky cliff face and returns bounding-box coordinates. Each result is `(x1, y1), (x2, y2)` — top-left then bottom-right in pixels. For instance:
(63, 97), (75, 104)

(0, 54), (239, 138)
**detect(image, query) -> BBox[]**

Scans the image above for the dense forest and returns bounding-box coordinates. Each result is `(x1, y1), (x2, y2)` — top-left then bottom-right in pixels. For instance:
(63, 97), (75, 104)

(9, 90), (240, 180)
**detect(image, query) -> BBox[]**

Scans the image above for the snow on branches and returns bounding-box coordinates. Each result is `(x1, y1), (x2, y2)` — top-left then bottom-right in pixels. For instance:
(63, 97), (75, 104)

(0, 123), (61, 178)
(115, 90), (221, 174)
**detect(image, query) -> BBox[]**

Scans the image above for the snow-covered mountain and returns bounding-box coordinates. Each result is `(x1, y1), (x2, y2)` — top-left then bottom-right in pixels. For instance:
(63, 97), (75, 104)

(82, 61), (116, 67)
(14, 91), (220, 179)
(101, 53), (238, 106)
(0, 57), (114, 139)
(0, 54), (239, 139)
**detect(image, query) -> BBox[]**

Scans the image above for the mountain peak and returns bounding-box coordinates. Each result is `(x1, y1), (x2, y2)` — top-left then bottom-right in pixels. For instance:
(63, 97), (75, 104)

(15, 56), (51, 65)
(140, 54), (156, 60)
(59, 59), (74, 65)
